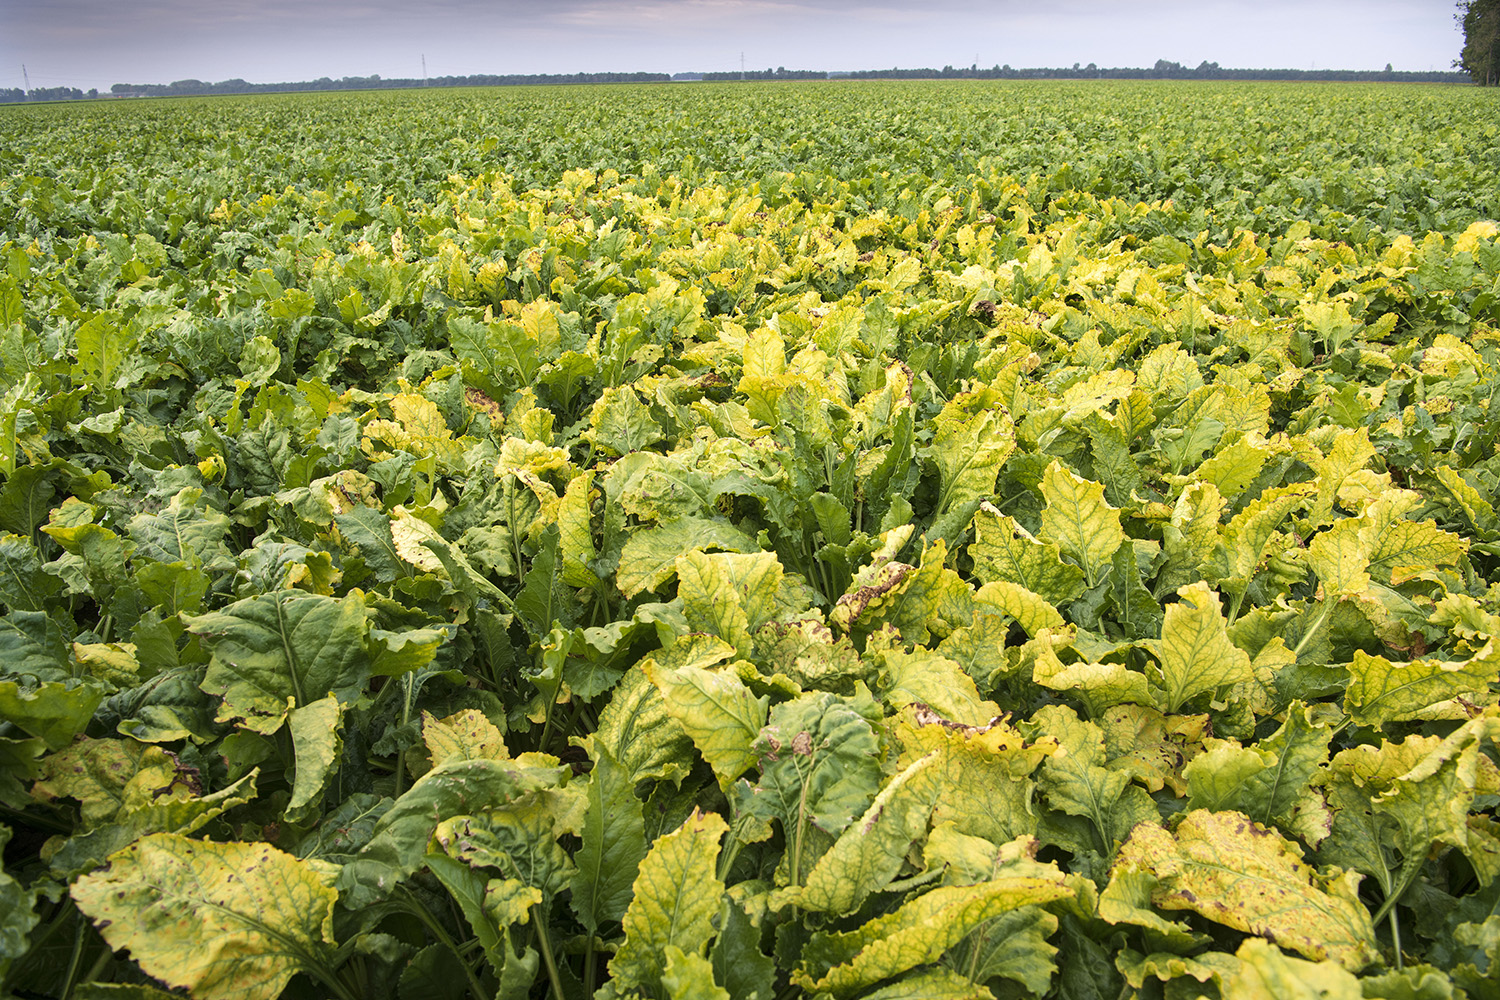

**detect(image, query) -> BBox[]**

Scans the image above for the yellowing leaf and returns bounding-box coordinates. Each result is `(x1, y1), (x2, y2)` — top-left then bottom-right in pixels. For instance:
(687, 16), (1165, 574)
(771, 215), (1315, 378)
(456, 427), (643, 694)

(969, 504), (1085, 605)
(1154, 581), (1252, 714)
(286, 695), (341, 821)
(190, 591), (368, 735)
(848, 968), (995, 1000)
(1022, 705), (1158, 855)
(580, 665), (694, 787)
(558, 471), (601, 590)
(1039, 461), (1124, 587)
(72, 833), (338, 1000)
(1182, 703), (1333, 828)
(1430, 464), (1498, 537)
(585, 386), (665, 457)
(869, 539), (974, 646)
(793, 875), (1073, 997)
(1305, 518), (1370, 598)
(773, 751), (942, 914)
(877, 647), (1000, 727)
(661, 944), (731, 1000)
(1205, 483), (1313, 593)
(1096, 704), (1207, 797)
(896, 706), (1054, 845)
(928, 384), (1015, 535)
(34, 738), (198, 828)
(1344, 641), (1500, 727)
(423, 709), (510, 767)
(1195, 436), (1272, 501)
(676, 550), (783, 656)
(0, 679), (105, 750)
(645, 657), (768, 787)
(974, 580), (1067, 638)
(1097, 869), (1207, 950)
(1110, 811), (1379, 969)
(610, 808), (729, 994)
(1308, 428), (1377, 528)
(1160, 482), (1225, 587)
(1363, 513), (1467, 586)
(617, 517), (758, 598)
(1222, 938), (1363, 1000)
(1032, 640), (1152, 716)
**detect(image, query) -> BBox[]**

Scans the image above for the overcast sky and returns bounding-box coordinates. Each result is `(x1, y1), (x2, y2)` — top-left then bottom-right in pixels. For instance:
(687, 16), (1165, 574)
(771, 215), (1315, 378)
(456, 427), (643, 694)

(1, 0), (1466, 92)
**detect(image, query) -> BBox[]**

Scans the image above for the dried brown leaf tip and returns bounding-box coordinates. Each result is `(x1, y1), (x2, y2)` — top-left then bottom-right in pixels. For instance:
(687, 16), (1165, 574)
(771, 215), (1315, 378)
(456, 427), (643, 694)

(908, 702), (1005, 734)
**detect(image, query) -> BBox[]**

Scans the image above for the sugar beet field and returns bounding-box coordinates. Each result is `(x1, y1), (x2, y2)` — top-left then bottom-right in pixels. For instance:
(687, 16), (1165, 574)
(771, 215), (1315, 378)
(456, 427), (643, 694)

(2, 80), (1500, 1000)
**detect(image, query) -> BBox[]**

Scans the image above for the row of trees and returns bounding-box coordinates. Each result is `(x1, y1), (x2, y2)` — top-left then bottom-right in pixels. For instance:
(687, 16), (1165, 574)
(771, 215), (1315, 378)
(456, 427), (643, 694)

(0, 86), (99, 102)
(836, 61), (1464, 82)
(1457, 0), (1500, 84)
(6, 41), (1493, 104)
(104, 72), (672, 98)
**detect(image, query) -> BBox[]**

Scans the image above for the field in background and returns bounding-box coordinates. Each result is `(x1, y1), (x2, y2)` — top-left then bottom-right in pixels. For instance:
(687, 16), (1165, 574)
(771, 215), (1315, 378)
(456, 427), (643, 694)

(2, 82), (1500, 1000)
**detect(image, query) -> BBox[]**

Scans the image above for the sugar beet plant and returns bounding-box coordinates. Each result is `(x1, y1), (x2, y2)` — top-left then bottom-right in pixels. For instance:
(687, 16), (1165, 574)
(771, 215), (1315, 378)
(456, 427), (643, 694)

(3, 83), (1500, 1000)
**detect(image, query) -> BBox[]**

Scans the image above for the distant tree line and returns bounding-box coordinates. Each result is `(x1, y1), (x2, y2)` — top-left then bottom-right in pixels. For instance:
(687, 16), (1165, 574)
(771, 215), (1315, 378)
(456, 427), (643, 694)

(102, 72), (671, 98)
(700, 67), (829, 81)
(0, 61), (1472, 104)
(0, 86), (99, 102)
(1456, 0), (1500, 84)
(839, 60), (1468, 83)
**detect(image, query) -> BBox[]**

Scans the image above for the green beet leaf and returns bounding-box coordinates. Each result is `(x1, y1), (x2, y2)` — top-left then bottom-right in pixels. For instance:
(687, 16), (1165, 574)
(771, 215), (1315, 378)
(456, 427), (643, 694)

(736, 691), (883, 882)
(0, 825), (39, 982)
(570, 746), (647, 934)
(190, 590), (369, 734)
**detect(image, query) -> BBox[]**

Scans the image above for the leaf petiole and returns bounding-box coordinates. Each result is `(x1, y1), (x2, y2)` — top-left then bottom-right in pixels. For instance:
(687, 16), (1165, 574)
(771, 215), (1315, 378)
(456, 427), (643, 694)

(400, 886), (490, 1000)
(532, 905), (566, 1000)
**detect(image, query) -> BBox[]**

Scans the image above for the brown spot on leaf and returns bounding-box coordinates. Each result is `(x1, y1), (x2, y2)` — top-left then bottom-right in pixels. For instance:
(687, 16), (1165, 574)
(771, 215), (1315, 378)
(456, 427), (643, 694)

(465, 387), (502, 420)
